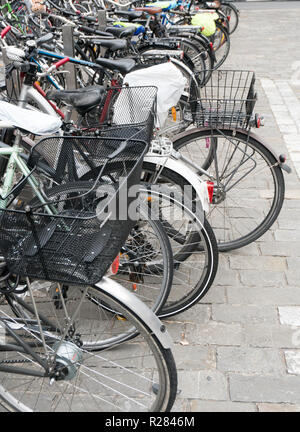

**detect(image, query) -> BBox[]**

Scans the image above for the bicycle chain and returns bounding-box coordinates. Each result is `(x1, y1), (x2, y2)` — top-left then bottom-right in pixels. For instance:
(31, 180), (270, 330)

(0, 358), (31, 365)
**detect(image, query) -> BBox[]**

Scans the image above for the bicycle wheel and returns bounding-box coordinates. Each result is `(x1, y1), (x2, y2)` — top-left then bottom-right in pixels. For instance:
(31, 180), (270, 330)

(139, 182), (219, 317)
(210, 22), (230, 69)
(27, 182), (173, 315)
(221, 2), (239, 34)
(0, 280), (177, 412)
(172, 128), (285, 251)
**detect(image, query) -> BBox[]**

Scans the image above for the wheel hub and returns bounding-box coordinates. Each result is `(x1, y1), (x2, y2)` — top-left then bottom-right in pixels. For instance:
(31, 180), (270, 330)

(51, 341), (83, 382)
(212, 186), (226, 204)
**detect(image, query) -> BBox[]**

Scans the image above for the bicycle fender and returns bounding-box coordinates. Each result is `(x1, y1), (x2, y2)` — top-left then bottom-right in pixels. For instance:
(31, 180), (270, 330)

(26, 87), (58, 116)
(94, 277), (173, 349)
(143, 155), (208, 217)
(245, 129), (291, 174)
(173, 127), (291, 174)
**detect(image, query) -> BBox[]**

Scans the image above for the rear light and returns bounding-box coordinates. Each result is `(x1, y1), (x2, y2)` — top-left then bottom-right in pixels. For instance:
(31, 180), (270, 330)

(206, 181), (214, 204)
(110, 254), (120, 275)
(209, 42), (213, 49)
(227, 15), (231, 21)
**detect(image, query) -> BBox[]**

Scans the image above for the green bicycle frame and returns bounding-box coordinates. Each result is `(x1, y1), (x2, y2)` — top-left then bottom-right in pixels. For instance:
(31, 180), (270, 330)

(0, 141), (54, 212)
(0, 1), (25, 34)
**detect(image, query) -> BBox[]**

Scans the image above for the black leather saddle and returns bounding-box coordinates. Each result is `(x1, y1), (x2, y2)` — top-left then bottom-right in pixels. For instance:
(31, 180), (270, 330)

(113, 10), (144, 21)
(90, 38), (127, 52)
(105, 26), (136, 38)
(95, 57), (136, 75)
(47, 86), (105, 115)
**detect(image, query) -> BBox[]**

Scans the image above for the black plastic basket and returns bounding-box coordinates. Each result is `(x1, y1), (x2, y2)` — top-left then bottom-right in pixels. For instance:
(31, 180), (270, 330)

(82, 85), (158, 144)
(0, 136), (148, 285)
(190, 70), (257, 129)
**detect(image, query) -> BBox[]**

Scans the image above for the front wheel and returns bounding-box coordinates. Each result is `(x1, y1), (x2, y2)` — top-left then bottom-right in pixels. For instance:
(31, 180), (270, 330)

(0, 282), (177, 412)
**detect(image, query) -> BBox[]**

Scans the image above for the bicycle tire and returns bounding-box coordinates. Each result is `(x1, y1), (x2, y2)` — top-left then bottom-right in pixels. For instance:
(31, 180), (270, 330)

(210, 21), (230, 69)
(172, 128), (285, 251)
(221, 2), (239, 34)
(138, 180), (219, 317)
(0, 282), (177, 412)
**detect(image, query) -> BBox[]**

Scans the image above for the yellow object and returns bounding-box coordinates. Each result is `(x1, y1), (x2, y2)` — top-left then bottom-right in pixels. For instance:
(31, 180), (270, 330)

(171, 106), (177, 121)
(191, 13), (217, 37)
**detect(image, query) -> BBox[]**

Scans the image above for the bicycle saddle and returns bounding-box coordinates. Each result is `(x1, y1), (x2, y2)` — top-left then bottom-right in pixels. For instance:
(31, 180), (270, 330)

(95, 58), (136, 75)
(90, 38), (127, 52)
(114, 10), (144, 21)
(105, 26), (136, 38)
(47, 86), (105, 115)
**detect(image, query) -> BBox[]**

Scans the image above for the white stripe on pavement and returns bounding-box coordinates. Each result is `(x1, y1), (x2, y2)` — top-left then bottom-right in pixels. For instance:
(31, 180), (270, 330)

(261, 78), (300, 179)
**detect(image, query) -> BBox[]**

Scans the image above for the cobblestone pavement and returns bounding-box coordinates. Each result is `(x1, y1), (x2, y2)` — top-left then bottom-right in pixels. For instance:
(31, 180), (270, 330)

(1, 1), (300, 413)
(169, 1), (300, 412)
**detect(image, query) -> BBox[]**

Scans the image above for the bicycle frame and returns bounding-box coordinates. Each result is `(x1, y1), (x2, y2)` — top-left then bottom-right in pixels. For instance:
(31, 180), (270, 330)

(0, 135), (53, 211)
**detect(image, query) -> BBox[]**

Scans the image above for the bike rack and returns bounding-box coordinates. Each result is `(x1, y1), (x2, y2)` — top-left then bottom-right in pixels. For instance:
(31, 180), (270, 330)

(62, 25), (77, 91)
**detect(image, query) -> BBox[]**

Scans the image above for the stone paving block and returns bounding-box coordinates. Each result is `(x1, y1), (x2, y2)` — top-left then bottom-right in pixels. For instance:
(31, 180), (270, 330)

(217, 347), (285, 375)
(257, 403), (300, 412)
(259, 241), (300, 257)
(284, 351), (300, 375)
(275, 229), (300, 242)
(229, 243), (260, 256)
(282, 200), (300, 209)
(172, 345), (216, 370)
(244, 324), (297, 348)
(213, 268), (239, 287)
(178, 370), (228, 400)
(199, 286), (227, 304)
(229, 256), (286, 271)
(240, 270), (286, 287)
(162, 322), (186, 343)
(188, 400), (257, 412)
(185, 322), (243, 346)
(287, 257), (300, 270)
(285, 269), (300, 287)
(171, 398), (191, 412)
(278, 306), (300, 326)
(229, 374), (300, 404)
(227, 286), (300, 306)
(212, 304), (278, 324)
(166, 304), (211, 324)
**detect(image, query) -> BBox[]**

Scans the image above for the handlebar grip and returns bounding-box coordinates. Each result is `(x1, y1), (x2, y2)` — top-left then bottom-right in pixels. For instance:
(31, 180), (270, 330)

(55, 57), (70, 69)
(1, 26), (11, 39)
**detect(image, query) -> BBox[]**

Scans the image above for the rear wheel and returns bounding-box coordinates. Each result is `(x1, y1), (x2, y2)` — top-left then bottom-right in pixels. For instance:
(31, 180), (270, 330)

(172, 129), (285, 251)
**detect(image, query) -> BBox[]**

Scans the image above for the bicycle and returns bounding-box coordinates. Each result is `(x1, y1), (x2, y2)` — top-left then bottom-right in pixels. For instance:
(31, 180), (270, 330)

(0, 100), (178, 412)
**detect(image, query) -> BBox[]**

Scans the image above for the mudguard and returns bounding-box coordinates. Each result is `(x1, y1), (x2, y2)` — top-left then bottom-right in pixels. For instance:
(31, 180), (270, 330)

(95, 277), (173, 349)
(144, 154), (208, 217)
(173, 127), (291, 173)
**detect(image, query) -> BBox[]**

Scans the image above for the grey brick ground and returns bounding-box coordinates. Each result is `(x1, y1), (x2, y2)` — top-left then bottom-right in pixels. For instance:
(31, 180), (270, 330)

(173, 1), (300, 411)
(1, 1), (300, 413)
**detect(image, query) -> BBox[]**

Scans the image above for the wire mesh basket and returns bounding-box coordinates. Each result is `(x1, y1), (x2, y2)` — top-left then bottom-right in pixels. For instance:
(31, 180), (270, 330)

(189, 70), (257, 129)
(82, 85), (158, 144)
(0, 136), (148, 285)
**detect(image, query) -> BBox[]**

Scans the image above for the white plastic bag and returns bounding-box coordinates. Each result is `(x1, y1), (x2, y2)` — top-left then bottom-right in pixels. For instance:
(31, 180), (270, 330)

(114, 62), (186, 127)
